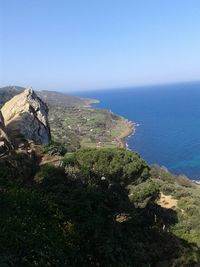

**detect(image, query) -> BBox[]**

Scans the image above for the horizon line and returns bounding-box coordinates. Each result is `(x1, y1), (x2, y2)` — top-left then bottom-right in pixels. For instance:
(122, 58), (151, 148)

(1, 79), (200, 93)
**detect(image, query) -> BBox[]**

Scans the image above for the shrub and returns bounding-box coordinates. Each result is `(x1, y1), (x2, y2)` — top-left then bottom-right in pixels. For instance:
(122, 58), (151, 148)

(129, 180), (160, 207)
(43, 141), (67, 156)
(63, 148), (150, 186)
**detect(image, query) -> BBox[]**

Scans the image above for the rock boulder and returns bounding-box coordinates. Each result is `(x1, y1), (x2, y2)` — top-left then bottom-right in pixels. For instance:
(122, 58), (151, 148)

(1, 87), (51, 145)
(0, 111), (12, 152)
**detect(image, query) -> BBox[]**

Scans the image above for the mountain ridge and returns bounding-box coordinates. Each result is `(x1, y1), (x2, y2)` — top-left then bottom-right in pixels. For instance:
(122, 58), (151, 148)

(0, 86), (99, 107)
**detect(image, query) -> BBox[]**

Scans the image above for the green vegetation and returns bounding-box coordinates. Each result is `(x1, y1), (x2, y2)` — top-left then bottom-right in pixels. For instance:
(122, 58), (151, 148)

(110, 119), (129, 137)
(128, 180), (160, 208)
(42, 140), (67, 156)
(150, 165), (200, 249)
(1, 86), (200, 266)
(64, 148), (149, 185)
(1, 148), (200, 266)
(49, 106), (132, 151)
(0, 86), (133, 151)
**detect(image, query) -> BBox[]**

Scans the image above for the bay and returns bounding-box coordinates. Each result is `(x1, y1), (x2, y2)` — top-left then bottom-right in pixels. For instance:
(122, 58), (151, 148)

(71, 82), (200, 179)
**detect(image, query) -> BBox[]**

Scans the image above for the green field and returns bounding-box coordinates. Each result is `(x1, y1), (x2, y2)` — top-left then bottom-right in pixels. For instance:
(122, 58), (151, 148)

(48, 105), (131, 151)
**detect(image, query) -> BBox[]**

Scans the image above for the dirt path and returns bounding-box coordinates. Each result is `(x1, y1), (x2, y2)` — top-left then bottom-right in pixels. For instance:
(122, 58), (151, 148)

(40, 154), (63, 165)
(157, 192), (178, 209)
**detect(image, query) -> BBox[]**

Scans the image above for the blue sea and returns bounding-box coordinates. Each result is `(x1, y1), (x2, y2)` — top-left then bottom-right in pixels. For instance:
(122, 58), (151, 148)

(72, 82), (200, 179)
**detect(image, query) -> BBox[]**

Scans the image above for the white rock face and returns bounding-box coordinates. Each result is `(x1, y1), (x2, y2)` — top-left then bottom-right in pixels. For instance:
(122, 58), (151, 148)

(1, 87), (51, 145)
(0, 110), (12, 151)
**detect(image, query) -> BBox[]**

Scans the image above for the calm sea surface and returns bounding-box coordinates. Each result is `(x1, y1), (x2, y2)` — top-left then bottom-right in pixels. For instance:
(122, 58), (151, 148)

(71, 82), (200, 179)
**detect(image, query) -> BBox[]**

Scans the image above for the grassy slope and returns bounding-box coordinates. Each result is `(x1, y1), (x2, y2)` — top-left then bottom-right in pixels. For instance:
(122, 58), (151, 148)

(49, 105), (133, 150)
(0, 86), (133, 151)
(1, 86), (200, 264)
(150, 165), (200, 248)
(127, 164), (200, 264)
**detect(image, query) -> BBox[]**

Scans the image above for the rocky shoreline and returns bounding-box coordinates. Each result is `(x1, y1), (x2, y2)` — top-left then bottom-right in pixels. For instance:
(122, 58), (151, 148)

(82, 98), (100, 107)
(116, 120), (135, 148)
(87, 98), (135, 149)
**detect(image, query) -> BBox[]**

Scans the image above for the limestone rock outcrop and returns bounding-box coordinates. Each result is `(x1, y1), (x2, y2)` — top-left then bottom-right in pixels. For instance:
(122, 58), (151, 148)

(0, 111), (12, 152)
(1, 87), (51, 145)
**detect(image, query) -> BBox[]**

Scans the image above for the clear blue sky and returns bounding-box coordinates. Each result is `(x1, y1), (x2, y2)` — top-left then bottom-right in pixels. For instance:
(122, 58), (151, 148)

(1, 0), (200, 91)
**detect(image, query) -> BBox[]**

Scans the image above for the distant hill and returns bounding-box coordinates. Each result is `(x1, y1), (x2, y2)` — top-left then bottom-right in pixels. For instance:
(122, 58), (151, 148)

(0, 86), (24, 105)
(36, 90), (98, 107)
(0, 86), (98, 107)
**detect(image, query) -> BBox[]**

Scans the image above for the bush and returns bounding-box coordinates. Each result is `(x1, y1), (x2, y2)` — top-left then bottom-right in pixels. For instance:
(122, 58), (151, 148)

(1, 148), (200, 266)
(129, 180), (160, 207)
(63, 148), (150, 186)
(43, 141), (67, 156)
(63, 153), (78, 166)
(34, 164), (66, 187)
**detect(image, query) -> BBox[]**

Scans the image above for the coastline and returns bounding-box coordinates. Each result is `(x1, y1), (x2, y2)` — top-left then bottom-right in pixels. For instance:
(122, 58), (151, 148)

(116, 120), (135, 148)
(82, 98), (100, 107)
(82, 97), (135, 149)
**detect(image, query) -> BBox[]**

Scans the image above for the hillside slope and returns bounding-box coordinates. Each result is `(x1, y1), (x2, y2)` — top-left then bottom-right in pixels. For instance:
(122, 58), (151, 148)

(49, 105), (133, 151)
(0, 86), (24, 106)
(0, 86), (98, 107)
(0, 86), (133, 151)
(0, 89), (200, 266)
(0, 147), (200, 266)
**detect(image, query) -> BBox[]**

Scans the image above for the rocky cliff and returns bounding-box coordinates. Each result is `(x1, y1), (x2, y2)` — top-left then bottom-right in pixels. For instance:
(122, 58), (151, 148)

(0, 111), (12, 153)
(1, 88), (51, 146)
